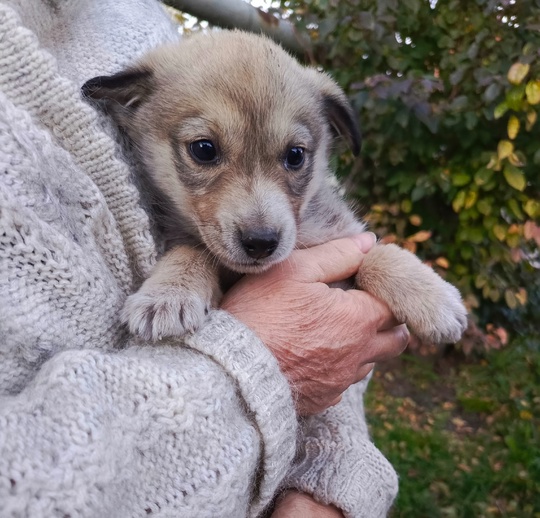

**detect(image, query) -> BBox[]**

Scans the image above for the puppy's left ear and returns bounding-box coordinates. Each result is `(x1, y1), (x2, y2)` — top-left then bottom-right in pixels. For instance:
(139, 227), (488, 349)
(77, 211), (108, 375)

(318, 76), (361, 156)
(81, 68), (154, 129)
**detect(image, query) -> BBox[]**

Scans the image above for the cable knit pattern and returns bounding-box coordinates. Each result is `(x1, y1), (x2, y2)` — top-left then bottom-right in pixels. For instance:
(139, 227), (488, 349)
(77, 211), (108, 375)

(0, 0), (398, 516)
(285, 379), (399, 517)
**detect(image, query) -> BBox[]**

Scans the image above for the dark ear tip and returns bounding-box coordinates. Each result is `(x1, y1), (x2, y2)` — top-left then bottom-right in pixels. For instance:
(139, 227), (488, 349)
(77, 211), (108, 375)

(81, 76), (104, 98)
(352, 133), (362, 156)
(323, 93), (361, 155)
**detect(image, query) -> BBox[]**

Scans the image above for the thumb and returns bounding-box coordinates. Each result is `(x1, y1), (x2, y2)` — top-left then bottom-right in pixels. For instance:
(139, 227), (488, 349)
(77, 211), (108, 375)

(290, 233), (376, 284)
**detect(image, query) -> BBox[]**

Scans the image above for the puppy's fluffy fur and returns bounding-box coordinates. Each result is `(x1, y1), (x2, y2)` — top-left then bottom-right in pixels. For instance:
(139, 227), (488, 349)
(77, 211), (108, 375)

(83, 31), (467, 343)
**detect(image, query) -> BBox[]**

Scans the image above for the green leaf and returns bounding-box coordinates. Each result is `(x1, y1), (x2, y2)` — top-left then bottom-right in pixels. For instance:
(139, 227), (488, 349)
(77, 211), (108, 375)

(508, 199), (525, 220)
(474, 168), (494, 186)
(451, 172), (471, 187)
(494, 101), (508, 120)
(506, 85), (526, 110)
(477, 199), (492, 215)
(503, 164), (526, 192)
(402, 0), (420, 14)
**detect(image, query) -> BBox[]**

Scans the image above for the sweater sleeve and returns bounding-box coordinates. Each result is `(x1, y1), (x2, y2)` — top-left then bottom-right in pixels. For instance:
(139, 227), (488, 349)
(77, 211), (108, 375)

(0, 313), (297, 518)
(284, 377), (399, 518)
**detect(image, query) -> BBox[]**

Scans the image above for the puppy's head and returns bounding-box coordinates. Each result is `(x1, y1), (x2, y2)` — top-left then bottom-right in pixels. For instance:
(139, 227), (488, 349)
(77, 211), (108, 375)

(82, 31), (360, 273)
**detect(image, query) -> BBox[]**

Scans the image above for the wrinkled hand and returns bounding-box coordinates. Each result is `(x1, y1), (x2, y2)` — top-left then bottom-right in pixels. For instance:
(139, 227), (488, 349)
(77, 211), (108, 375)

(271, 490), (344, 518)
(221, 234), (409, 415)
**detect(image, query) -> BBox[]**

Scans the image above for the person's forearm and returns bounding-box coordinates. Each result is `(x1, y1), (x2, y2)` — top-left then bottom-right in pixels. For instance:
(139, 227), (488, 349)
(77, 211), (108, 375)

(183, 310), (298, 516)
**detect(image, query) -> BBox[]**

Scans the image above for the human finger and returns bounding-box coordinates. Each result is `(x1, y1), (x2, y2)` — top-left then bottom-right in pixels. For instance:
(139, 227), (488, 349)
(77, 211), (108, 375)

(289, 233), (376, 284)
(345, 289), (402, 331)
(360, 324), (410, 364)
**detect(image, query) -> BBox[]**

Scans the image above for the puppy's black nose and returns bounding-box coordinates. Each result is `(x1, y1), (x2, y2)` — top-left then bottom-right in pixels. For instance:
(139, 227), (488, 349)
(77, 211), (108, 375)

(241, 230), (279, 259)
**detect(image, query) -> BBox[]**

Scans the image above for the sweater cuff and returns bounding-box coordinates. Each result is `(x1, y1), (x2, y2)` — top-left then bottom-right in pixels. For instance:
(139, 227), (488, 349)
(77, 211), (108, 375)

(285, 382), (398, 518)
(183, 309), (298, 517)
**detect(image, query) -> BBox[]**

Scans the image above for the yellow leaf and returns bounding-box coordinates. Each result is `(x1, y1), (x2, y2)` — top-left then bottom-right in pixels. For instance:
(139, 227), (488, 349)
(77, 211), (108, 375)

(452, 190), (466, 212)
(516, 288), (528, 306)
(489, 288), (500, 302)
(401, 199), (412, 213)
(497, 140), (514, 159)
(507, 115), (520, 139)
(526, 110), (537, 131)
(524, 199), (540, 218)
(408, 230), (432, 243)
(505, 289), (517, 309)
(507, 233), (520, 247)
(464, 190), (477, 209)
(520, 410), (533, 421)
(435, 257), (450, 269)
(508, 152), (525, 167)
(493, 224), (506, 241)
(507, 62), (530, 85)
(503, 164), (526, 191)
(525, 80), (540, 105)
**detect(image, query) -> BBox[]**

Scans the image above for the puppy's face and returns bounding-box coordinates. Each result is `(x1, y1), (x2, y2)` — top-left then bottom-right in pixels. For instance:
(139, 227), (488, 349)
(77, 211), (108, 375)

(83, 31), (359, 273)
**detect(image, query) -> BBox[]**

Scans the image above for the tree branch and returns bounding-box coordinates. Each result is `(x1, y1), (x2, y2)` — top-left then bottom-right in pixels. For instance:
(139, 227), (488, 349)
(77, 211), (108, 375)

(162, 0), (311, 57)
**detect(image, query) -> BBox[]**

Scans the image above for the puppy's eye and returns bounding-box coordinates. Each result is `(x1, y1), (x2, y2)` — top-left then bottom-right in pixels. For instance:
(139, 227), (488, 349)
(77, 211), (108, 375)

(285, 147), (305, 169)
(189, 139), (218, 163)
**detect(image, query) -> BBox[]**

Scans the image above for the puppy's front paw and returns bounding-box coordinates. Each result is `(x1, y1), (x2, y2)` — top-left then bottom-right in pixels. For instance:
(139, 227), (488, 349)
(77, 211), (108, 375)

(121, 284), (211, 341)
(408, 279), (468, 344)
(357, 244), (468, 344)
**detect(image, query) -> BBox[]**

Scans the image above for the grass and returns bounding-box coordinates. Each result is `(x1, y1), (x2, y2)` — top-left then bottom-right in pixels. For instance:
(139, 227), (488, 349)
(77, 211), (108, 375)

(365, 336), (540, 518)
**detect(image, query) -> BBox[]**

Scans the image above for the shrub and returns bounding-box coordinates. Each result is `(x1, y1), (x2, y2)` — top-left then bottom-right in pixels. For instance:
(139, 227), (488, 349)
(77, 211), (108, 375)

(282, 0), (540, 337)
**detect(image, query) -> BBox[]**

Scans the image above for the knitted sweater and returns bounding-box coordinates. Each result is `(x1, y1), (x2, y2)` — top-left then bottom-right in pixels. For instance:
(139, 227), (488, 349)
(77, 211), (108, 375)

(0, 1), (398, 517)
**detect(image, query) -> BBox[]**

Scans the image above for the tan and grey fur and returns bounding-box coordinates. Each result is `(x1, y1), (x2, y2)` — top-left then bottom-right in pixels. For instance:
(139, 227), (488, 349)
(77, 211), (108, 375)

(82, 31), (467, 344)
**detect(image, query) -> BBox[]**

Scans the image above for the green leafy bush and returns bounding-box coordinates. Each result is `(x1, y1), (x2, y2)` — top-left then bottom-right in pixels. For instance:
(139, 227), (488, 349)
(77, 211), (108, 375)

(282, 0), (540, 337)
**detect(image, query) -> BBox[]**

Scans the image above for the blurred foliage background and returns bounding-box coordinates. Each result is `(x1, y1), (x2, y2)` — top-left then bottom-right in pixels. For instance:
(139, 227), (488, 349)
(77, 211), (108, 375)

(166, 0), (539, 514)
(278, 0), (540, 347)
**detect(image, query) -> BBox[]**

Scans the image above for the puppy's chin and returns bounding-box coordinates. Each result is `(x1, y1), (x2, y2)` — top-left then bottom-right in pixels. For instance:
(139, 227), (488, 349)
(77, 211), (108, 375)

(213, 249), (288, 274)
(224, 257), (283, 275)
(202, 240), (293, 274)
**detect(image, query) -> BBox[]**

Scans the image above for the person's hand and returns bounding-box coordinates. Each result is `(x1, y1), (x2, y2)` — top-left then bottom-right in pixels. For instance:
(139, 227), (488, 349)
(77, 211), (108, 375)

(221, 233), (410, 415)
(271, 490), (344, 518)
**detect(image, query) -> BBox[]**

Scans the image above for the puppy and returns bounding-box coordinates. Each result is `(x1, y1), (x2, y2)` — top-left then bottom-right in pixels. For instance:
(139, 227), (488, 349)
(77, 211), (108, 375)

(82, 31), (467, 344)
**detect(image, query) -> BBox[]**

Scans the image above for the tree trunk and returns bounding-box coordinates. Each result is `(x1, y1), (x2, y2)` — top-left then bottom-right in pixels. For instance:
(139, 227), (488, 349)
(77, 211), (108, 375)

(162, 0), (311, 57)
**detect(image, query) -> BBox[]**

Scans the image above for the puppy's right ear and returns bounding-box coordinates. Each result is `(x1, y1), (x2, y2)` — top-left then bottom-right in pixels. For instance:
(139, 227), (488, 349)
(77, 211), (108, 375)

(81, 69), (154, 126)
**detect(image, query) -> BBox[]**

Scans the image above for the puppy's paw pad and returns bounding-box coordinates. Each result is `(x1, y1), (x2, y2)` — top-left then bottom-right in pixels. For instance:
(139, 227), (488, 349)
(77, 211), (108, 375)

(121, 286), (210, 341)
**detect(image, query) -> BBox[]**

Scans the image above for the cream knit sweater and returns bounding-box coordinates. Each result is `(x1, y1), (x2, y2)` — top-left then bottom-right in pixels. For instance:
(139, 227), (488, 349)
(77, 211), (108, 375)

(0, 1), (398, 516)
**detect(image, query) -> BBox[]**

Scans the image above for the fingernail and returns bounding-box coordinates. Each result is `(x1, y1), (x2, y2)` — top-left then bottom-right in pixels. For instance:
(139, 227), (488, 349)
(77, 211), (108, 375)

(352, 232), (377, 253)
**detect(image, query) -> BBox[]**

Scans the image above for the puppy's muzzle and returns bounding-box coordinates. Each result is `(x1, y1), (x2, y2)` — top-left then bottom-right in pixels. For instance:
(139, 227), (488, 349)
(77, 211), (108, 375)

(240, 229), (279, 259)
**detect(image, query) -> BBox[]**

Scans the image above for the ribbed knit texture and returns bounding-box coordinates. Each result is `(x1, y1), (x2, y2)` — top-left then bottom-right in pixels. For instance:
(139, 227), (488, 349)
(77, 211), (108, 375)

(0, 1), (398, 516)
(285, 378), (399, 517)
